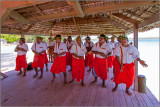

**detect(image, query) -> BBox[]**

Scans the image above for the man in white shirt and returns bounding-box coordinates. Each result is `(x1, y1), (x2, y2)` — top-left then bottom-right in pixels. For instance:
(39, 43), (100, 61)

(40, 37), (49, 71)
(89, 34), (112, 88)
(48, 37), (55, 63)
(112, 37), (148, 96)
(15, 38), (28, 76)
(66, 36), (76, 71)
(50, 35), (68, 84)
(69, 36), (87, 86)
(31, 37), (47, 79)
(84, 36), (94, 72)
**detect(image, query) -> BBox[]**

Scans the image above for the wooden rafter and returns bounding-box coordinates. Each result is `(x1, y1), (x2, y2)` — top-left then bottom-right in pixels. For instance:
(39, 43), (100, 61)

(113, 13), (140, 24)
(139, 12), (160, 29)
(83, 1), (160, 15)
(66, 1), (84, 17)
(73, 17), (82, 34)
(100, 17), (129, 31)
(9, 10), (30, 24)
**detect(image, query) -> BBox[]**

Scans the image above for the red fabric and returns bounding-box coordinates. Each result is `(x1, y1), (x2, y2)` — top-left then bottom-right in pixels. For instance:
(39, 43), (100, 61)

(113, 58), (121, 78)
(113, 62), (135, 88)
(72, 57), (85, 82)
(44, 51), (49, 64)
(107, 55), (115, 68)
(66, 52), (72, 66)
(32, 54), (45, 68)
(85, 54), (94, 69)
(93, 57), (108, 80)
(50, 55), (66, 74)
(15, 55), (28, 71)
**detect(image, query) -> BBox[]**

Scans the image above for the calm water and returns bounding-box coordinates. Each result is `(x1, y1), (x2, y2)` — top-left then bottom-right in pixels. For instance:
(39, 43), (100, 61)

(1, 39), (159, 101)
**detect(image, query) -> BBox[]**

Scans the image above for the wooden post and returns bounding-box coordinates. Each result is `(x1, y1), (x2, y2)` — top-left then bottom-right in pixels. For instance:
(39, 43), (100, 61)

(134, 23), (138, 91)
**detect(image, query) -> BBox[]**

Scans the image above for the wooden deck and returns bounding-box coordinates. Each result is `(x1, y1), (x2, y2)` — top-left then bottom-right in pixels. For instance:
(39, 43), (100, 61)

(1, 63), (160, 106)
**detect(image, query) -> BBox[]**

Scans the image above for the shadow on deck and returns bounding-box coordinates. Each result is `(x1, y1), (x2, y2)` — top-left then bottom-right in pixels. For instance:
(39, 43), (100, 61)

(1, 63), (160, 106)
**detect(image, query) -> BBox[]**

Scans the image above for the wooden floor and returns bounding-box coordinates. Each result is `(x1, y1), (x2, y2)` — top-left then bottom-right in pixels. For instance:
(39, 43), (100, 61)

(1, 63), (160, 106)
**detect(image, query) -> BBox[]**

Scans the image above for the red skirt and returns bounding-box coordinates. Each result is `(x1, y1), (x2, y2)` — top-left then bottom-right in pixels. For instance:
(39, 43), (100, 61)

(15, 55), (28, 71)
(50, 55), (66, 74)
(44, 51), (49, 64)
(113, 62), (135, 88)
(32, 54), (45, 68)
(93, 57), (108, 80)
(107, 55), (115, 68)
(66, 52), (72, 66)
(72, 57), (85, 82)
(113, 58), (121, 78)
(85, 54), (94, 69)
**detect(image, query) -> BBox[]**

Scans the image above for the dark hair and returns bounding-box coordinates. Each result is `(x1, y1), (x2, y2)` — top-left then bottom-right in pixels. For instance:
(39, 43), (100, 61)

(20, 38), (25, 43)
(68, 36), (72, 39)
(122, 36), (129, 41)
(76, 36), (81, 40)
(99, 34), (106, 39)
(85, 36), (91, 40)
(55, 35), (62, 39)
(48, 37), (52, 39)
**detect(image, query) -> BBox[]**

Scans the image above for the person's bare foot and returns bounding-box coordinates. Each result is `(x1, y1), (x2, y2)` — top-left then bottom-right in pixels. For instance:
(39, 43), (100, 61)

(102, 84), (107, 88)
(69, 79), (74, 83)
(33, 74), (38, 78)
(112, 85), (118, 92)
(81, 82), (85, 86)
(17, 72), (22, 76)
(64, 80), (68, 84)
(90, 79), (97, 84)
(46, 69), (49, 72)
(126, 89), (132, 96)
(39, 75), (43, 79)
(22, 74), (26, 77)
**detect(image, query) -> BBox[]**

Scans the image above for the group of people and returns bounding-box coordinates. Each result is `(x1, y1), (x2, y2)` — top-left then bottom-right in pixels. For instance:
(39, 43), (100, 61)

(14, 34), (148, 96)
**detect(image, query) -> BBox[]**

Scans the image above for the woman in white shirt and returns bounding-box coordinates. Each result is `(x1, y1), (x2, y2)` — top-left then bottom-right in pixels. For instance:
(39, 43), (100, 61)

(89, 34), (112, 88)
(15, 38), (28, 76)
(69, 36), (87, 86)
(50, 35), (68, 84)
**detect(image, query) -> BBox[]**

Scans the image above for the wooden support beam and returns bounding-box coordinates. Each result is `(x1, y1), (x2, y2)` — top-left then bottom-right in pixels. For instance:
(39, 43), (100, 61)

(1, 1), (50, 25)
(139, 13), (160, 28)
(134, 24), (138, 91)
(34, 5), (45, 15)
(9, 10), (30, 24)
(73, 17), (82, 34)
(100, 17), (129, 31)
(113, 13), (140, 24)
(67, 1), (84, 17)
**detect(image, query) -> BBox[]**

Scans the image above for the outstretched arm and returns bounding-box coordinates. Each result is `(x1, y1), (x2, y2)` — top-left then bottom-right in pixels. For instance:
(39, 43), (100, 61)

(136, 58), (148, 67)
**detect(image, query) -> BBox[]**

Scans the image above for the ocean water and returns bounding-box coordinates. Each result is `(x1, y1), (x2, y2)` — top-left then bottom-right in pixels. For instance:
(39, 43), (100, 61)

(1, 39), (159, 101)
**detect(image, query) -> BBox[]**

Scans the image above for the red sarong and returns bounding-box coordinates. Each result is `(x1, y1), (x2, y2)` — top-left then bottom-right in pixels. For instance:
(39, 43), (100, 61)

(93, 57), (108, 80)
(44, 51), (49, 64)
(107, 55), (115, 68)
(85, 54), (94, 69)
(50, 55), (66, 74)
(32, 54), (45, 68)
(113, 62), (135, 88)
(72, 57), (85, 82)
(15, 55), (28, 71)
(113, 58), (121, 78)
(66, 52), (72, 66)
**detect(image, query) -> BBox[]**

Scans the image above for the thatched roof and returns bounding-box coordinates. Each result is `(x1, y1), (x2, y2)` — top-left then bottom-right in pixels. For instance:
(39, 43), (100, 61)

(1, 1), (160, 36)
